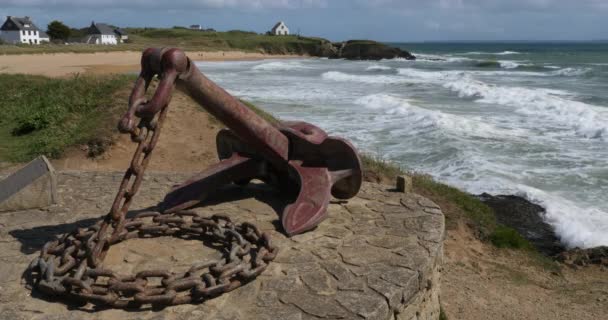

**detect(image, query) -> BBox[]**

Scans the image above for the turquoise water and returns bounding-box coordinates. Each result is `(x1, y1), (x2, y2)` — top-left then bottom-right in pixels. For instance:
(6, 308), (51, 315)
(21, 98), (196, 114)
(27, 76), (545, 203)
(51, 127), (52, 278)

(196, 43), (608, 248)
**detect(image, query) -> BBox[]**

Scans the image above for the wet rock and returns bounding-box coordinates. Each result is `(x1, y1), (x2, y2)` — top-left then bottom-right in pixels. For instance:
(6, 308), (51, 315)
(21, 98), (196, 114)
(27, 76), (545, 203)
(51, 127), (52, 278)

(329, 40), (415, 60)
(556, 246), (608, 267)
(478, 193), (565, 256)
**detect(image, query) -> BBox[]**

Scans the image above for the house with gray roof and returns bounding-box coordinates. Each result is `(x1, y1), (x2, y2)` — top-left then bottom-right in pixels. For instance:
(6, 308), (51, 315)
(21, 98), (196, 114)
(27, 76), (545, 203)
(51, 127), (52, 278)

(114, 28), (128, 43)
(0, 16), (42, 45)
(85, 21), (118, 45)
(270, 21), (289, 36)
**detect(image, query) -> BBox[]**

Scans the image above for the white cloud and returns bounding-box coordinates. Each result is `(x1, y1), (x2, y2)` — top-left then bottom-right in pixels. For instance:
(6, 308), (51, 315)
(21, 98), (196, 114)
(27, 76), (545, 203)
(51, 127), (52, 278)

(0, 0), (327, 9)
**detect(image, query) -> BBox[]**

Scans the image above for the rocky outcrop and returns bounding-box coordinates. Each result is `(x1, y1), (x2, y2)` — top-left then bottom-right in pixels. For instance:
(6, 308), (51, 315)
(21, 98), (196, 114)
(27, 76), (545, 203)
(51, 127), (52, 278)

(557, 246), (608, 268)
(478, 193), (565, 256)
(330, 40), (416, 61)
(261, 37), (415, 61)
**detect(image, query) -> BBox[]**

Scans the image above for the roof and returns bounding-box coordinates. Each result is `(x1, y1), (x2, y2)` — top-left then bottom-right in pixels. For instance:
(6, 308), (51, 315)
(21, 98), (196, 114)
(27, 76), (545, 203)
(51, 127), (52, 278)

(88, 22), (116, 35)
(39, 31), (49, 39)
(1, 16), (39, 31)
(271, 21), (286, 33)
(114, 28), (127, 36)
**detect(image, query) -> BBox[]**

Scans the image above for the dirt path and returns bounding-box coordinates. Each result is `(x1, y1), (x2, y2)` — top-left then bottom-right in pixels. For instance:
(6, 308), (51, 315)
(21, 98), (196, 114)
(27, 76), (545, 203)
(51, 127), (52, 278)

(52, 90), (222, 173)
(441, 222), (608, 319)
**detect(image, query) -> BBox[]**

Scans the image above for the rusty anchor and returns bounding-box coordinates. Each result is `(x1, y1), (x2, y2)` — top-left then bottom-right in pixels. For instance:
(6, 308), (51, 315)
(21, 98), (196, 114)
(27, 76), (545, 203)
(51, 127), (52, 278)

(120, 48), (362, 236)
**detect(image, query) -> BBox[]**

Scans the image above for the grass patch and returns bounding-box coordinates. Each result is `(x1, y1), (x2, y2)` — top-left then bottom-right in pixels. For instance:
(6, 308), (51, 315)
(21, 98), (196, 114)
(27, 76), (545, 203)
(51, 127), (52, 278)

(490, 225), (533, 249)
(439, 306), (448, 320)
(360, 153), (404, 184)
(0, 73), (132, 162)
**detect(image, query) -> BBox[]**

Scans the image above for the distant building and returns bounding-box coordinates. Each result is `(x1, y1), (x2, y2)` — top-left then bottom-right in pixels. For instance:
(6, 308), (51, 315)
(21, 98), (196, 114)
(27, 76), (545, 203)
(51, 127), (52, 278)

(114, 28), (128, 43)
(38, 31), (50, 43)
(270, 21), (289, 36)
(84, 21), (118, 45)
(190, 24), (202, 30)
(0, 16), (42, 45)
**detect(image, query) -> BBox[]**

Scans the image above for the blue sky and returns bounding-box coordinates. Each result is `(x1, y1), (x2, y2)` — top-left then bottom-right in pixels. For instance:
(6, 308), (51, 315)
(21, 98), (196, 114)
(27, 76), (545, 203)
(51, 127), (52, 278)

(1, 0), (607, 41)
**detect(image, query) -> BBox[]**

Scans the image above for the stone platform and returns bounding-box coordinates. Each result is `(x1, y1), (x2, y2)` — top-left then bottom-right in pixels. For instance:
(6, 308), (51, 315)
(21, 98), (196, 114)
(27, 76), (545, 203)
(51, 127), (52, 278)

(0, 171), (444, 320)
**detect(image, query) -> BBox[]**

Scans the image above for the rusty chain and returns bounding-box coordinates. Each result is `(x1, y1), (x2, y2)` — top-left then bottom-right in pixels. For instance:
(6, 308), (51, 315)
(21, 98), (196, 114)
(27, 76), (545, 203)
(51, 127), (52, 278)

(27, 79), (278, 308)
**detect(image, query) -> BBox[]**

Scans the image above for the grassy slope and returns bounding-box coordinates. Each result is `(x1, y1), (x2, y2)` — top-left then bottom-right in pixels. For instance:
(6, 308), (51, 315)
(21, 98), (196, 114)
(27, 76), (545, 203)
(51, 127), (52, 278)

(0, 28), (328, 55)
(0, 74), (132, 162)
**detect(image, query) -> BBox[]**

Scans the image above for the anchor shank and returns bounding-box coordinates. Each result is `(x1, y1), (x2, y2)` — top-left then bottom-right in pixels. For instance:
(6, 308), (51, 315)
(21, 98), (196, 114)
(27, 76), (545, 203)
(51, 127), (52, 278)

(177, 61), (289, 167)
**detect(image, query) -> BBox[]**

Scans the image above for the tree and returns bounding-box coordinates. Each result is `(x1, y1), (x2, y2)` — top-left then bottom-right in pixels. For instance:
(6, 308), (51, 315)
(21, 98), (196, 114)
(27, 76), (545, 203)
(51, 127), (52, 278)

(47, 21), (71, 41)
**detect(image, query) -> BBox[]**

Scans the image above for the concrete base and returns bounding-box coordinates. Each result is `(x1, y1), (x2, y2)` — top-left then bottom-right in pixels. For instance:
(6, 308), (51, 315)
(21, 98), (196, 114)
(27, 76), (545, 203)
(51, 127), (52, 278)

(0, 156), (57, 212)
(0, 171), (444, 319)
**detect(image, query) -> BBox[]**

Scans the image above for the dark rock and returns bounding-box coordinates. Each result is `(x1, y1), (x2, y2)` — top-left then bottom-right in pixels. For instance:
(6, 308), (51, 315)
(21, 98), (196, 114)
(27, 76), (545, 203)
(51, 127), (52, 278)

(556, 246), (608, 267)
(330, 40), (415, 61)
(478, 193), (565, 256)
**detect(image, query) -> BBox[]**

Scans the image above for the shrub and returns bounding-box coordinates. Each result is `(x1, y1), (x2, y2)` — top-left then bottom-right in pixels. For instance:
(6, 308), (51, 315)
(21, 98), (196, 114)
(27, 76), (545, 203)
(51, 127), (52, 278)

(490, 225), (533, 249)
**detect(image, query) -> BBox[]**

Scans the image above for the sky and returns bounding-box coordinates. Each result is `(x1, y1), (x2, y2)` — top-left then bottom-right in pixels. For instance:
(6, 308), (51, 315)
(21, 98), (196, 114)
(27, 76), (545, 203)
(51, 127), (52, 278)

(1, 0), (607, 42)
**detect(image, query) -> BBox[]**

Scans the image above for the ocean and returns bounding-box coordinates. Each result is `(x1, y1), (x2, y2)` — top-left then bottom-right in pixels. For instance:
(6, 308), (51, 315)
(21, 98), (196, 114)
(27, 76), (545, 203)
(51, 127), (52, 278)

(195, 42), (608, 249)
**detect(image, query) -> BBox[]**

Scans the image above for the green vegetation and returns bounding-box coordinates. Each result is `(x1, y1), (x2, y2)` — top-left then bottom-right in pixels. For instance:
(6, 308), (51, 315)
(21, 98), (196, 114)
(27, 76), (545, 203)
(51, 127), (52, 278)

(360, 153), (405, 183)
(490, 225), (533, 249)
(0, 27), (330, 55)
(0, 74), (132, 162)
(47, 20), (71, 41)
(439, 306), (448, 320)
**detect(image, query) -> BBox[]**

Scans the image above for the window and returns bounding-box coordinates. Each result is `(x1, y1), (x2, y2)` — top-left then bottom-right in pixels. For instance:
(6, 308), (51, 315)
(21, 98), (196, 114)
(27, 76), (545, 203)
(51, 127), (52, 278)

(28, 30), (31, 36)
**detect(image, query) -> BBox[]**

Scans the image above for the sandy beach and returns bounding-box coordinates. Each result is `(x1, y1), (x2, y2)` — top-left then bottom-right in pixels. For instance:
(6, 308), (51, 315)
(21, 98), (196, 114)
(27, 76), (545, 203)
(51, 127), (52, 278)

(0, 50), (303, 77)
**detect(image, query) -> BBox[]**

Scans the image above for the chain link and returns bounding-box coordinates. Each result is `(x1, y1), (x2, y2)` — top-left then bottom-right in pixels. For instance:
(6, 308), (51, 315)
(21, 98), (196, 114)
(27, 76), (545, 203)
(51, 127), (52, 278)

(27, 99), (278, 308)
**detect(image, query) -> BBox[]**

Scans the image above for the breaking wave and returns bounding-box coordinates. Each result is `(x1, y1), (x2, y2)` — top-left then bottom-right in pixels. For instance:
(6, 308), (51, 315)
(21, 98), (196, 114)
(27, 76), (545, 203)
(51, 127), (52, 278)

(365, 65), (392, 71)
(354, 94), (528, 138)
(251, 61), (309, 71)
(461, 51), (522, 55)
(444, 78), (608, 139)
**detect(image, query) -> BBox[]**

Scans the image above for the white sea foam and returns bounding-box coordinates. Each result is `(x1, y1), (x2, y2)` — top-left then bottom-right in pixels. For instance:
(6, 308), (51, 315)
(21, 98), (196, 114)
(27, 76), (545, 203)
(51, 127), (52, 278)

(366, 65), (392, 71)
(322, 71), (416, 84)
(444, 78), (608, 139)
(550, 67), (592, 76)
(251, 61), (309, 71)
(412, 53), (473, 63)
(354, 94), (527, 138)
(461, 51), (521, 55)
(397, 67), (545, 80)
(499, 60), (520, 69)
(454, 178), (608, 248)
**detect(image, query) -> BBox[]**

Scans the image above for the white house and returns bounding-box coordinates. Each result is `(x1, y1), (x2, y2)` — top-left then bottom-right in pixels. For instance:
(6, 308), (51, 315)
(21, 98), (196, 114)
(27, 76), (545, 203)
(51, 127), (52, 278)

(270, 21), (289, 36)
(189, 24), (202, 30)
(0, 16), (42, 45)
(84, 22), (118, 45)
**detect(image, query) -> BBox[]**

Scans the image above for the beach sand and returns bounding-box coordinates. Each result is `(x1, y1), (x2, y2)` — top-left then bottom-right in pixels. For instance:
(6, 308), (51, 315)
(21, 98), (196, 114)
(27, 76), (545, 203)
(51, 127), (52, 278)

(0, 50), (302, 77)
